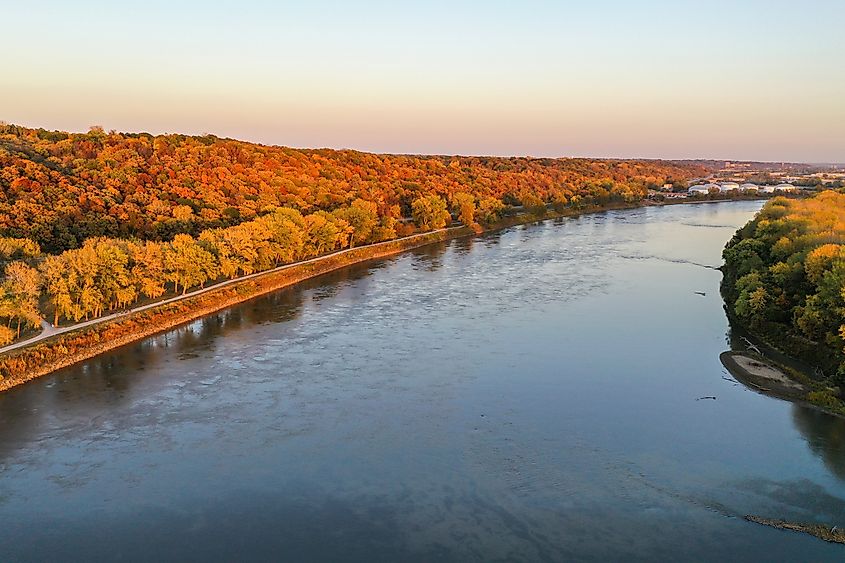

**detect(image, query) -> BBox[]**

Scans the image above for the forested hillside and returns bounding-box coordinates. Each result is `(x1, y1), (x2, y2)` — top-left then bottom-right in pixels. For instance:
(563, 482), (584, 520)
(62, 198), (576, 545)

(0, 124), (709, 251)
(723, 192), (845, 385)
(0, 123), (709, 344)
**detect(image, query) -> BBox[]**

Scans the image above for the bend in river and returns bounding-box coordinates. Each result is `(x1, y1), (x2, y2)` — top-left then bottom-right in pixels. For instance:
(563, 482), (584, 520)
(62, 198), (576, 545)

(2, 201), (845, 561)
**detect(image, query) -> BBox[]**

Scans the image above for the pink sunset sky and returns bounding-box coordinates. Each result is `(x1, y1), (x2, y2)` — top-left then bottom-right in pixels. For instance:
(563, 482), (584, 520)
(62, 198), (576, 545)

(3, 0), (844, 162)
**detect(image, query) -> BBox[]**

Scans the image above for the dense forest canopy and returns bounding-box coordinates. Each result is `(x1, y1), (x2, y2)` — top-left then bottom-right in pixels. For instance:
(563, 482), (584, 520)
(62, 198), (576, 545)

(0, 124), (708, 251)
(723, 191), (845, 384)
(0, 123), (710, 343)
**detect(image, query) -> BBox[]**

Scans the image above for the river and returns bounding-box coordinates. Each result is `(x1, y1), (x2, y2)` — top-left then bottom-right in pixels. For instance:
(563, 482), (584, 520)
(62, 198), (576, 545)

(1, 200), (844, 561)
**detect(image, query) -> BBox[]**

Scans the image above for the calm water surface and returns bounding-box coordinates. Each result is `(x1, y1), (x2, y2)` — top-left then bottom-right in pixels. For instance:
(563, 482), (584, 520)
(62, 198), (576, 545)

(2, 201), (845, 561)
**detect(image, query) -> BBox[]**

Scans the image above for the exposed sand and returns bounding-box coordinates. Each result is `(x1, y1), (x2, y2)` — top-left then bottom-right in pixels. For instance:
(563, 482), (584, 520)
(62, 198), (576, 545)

(732, 355), (806, 391)
(720, 351), (809, 398)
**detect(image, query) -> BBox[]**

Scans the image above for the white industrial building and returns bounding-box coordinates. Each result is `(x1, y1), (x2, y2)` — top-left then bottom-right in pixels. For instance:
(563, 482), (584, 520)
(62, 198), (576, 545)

(688, 183), (718, 195)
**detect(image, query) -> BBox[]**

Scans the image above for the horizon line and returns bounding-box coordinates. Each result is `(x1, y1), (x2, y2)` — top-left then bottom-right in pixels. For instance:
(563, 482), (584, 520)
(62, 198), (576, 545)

(3, 119), (842, 167)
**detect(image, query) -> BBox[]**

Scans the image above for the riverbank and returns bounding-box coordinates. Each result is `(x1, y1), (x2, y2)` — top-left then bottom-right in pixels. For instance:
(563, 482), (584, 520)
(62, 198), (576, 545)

(720, 283), (845, 419)
(0, 226), (472, 392)
(721, 349), (845, 420)
(720, 351), (810, 400)
(719, 192), (845, 419)
(0, 197), (760, 392)
(6, 197), (842, 561)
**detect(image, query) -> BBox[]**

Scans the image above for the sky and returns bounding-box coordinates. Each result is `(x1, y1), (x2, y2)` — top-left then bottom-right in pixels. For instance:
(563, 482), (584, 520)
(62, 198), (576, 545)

(2, 0), (844, 162)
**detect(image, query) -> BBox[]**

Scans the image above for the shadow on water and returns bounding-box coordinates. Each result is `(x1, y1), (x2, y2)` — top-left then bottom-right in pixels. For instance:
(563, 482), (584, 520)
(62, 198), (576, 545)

(793, 406), (845, 482)
(449, 235), (474, 256)
(408, 240), (450, 272)
(731, 477), (845, 525)
(724, 274), (845, 484)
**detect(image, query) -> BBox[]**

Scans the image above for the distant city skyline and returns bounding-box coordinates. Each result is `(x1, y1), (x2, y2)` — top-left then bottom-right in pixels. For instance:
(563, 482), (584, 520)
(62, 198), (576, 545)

(3, 0), (844, 162)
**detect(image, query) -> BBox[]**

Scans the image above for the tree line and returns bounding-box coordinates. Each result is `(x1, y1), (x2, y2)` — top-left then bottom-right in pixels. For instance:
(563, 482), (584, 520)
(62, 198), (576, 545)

(0, 193), (461, 342)
(722, 191), (845, 385)
(0, 123), (711, 345)
(0, 124), (707, 253)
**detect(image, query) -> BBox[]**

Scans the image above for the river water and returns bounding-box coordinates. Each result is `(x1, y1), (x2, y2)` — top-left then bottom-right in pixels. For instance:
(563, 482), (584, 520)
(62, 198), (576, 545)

(2, 201), (844, 561)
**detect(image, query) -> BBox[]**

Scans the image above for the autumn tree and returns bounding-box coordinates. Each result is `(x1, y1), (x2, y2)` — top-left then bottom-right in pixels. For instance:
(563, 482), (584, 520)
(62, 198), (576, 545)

(0, 238), (41, 262)
(411, 195), (450, 230)
(40, 254), (76, 326)
(451, 192), (476, 226)
(89, 239), (136, 312)
(550, 190), (569, 212)
(163, 234), (219, 294)
(0, 325), (14, 346)
(521, 193), (547, 217)
(476, 197), (504, 225)
(260, 208), (306, 264)
(333, 199), (378, 247)
(2, 261), (42, 336)
(130, 241), (166, 299)
(302, 213), (340, 256)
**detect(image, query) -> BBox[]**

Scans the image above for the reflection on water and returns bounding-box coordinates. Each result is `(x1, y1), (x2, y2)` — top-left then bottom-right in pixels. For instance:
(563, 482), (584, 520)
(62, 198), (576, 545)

(793, 406), (845, 482)
(0, 242), (452, 446)
(1, 201), (845, 561)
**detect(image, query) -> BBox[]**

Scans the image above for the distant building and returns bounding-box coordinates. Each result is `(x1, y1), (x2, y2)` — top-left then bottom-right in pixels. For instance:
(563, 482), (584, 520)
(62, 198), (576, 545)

(719, 182), (740, 192)
(810, 172), (845, 183)
(662, 183), (674, 191)
(688, 184), (713, 195)
(740, 183), (759, 192)
(760, 183), (796, 193)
